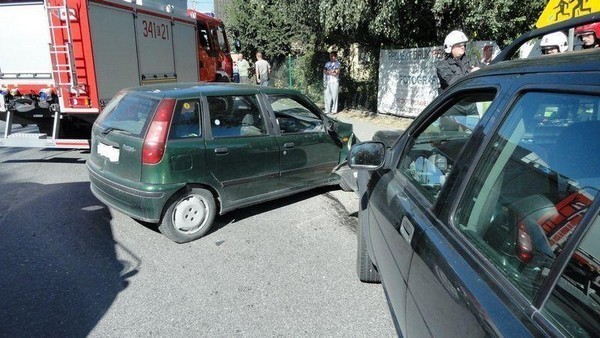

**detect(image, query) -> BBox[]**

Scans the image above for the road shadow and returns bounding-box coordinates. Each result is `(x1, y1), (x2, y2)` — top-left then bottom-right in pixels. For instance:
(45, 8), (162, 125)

(3, 157), (87, 164)
(0, 181), (134, 336)
(3, 149), (89, 164)
(209, 185), (339, 234)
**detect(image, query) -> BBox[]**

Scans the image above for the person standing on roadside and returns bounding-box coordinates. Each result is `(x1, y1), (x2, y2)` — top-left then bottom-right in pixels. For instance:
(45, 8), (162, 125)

(232, 60), (240, 83)
(237, 55), (251, 84)
(436, 30), (481, 93)
(323, 51), (341, 115)
(255, 52), (271, 86)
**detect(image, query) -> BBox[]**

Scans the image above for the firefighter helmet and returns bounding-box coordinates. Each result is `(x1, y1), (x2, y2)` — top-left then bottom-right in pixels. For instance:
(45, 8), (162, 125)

(575, 22), (600, 39)
(540, 31), (568, 53)
(444, 30), (469, 53)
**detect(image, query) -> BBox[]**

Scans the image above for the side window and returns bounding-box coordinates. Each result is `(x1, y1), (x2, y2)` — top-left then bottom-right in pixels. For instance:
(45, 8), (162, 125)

(169, 99), (200, 139)
(543, 216), (600, 337)
(207, 95), (266, 138)
(454, 92), (600, 301)
(198, 27), (211, 50)
(216, 25), (228, 52)
(267, 95), (324, 134)
(399, 92), (495, 202)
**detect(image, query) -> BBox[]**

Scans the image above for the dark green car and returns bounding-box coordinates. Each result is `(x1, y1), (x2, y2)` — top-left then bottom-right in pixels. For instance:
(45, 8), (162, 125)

(87, 83), (355, 243)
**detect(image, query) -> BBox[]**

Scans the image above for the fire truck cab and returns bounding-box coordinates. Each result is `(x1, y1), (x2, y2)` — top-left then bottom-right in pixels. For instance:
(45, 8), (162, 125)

(0, 0), (233, 149)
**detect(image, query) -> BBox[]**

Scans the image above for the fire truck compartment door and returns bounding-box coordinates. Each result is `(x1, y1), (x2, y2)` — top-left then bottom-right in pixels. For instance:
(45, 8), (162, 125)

(172, 22), (199, 83)
(89, 4), (140, 103)
(135, 13), (176, 83)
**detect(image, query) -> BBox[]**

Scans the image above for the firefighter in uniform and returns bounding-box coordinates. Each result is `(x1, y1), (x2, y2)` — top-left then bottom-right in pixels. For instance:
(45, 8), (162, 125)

(575, 23), (600, 49)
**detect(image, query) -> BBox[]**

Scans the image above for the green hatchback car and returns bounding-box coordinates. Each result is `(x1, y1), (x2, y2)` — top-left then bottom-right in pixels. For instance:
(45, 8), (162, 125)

(87, 83), (355, 243)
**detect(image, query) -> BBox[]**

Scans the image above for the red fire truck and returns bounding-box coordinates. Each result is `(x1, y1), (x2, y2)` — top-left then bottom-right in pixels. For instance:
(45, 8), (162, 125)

(0, 0), (233, 148)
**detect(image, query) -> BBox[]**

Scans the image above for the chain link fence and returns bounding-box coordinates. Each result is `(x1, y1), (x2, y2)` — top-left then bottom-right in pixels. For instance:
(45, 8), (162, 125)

(266, 55), (377, 113)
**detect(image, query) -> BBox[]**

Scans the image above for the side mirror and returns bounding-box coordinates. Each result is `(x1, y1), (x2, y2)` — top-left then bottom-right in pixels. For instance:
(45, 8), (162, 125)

(348, 142), (386, 170)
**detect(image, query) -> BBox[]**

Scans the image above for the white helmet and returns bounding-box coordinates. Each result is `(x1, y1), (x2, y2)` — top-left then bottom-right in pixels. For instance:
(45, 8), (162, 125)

(540, 31), (568, 53)
(444, 30), (469, 53)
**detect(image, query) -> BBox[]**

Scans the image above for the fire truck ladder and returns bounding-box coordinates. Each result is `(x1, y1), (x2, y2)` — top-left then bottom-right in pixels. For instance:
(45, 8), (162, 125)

(45, 0), (78, 142)
(1, 0), (88, 149)
(46, 0), (78, 90)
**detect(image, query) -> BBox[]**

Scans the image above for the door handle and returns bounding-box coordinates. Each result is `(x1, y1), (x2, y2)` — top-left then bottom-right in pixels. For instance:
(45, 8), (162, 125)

(283, 142), (295, 149)
(214, 147), (229, 154)
(400, 217), (415, 244)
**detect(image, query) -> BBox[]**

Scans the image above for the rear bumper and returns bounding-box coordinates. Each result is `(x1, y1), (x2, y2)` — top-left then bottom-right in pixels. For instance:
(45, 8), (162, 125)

(87, 161), (184, 222)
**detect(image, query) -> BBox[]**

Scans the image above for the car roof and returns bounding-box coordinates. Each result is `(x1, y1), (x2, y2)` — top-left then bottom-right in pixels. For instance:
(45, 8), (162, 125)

(121, 82), (302, 98)
(478, 48), (600, 77)
(451, 47), (600, 90)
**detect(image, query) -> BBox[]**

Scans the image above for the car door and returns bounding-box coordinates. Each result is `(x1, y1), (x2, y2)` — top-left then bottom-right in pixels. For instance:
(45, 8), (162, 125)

(203, 94), (280, 202)
(406, 87), (600, 336)
(265, 94), (340, 191)
(367, 90), (498, 335)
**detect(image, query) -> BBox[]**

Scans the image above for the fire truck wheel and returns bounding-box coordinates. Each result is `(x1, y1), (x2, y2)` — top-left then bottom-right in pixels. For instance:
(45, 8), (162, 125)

(159, 188), (216, 243)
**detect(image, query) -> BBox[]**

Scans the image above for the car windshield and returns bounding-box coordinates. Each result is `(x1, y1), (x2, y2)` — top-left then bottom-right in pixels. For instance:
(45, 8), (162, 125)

(96, 92), (160, 137)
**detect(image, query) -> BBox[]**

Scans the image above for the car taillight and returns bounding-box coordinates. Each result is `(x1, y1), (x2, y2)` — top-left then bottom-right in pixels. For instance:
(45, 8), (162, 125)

(142, 98), (176, 165)
(516, 223), (533, 264)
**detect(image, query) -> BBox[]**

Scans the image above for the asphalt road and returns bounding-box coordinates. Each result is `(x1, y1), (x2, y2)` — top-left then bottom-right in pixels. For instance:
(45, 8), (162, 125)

(0, 122), (396, 336)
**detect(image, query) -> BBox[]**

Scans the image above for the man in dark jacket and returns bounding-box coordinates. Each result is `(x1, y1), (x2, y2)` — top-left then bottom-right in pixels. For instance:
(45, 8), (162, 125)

(436, 30), (481, 93)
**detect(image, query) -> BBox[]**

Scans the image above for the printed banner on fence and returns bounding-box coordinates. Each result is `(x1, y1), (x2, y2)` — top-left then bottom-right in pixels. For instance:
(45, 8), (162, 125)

(377, 42), (498, 118)
(377, 47), (444, 118)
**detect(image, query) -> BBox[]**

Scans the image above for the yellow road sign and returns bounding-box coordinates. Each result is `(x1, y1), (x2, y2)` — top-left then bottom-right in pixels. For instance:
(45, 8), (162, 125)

(536, 0), (600, 28)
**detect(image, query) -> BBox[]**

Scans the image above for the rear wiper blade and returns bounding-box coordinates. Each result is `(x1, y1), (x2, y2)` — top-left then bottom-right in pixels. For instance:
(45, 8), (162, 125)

(101, 127), (131, 135)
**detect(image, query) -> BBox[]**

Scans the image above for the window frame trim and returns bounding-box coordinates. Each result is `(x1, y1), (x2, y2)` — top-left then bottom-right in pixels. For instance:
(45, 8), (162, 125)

(533, 202), (600, 309)
(202, 93), (270, 140)
(168, 98), (203, 140)
(443, 85), (600, 324)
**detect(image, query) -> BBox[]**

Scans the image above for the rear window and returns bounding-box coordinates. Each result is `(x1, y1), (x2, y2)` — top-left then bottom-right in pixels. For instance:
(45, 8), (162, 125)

(96, 92), (160, 137)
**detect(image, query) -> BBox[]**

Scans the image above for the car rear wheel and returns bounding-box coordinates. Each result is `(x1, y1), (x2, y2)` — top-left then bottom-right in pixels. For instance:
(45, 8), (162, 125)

(159, 188), (216, 243)
(357, 210), (381, 283)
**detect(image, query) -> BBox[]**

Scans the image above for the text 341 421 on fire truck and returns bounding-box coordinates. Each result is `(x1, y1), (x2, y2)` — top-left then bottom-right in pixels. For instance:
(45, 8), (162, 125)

(0, 0), (233, 149)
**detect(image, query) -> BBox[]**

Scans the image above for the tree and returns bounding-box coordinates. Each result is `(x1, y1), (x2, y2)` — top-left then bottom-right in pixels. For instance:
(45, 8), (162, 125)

(225, 0), (321, 63)
(224, 0), (546, 110)
(432, 0), (546, 47)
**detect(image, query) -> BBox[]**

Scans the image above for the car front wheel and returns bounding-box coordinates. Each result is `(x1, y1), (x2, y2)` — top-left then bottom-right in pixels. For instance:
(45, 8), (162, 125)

(357, 209), (381, 283)
(159, 188), (216, 243)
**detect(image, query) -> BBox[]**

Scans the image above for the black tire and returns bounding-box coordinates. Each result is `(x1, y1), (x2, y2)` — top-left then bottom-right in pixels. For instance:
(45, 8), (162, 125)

(357, 209), (381, 283)
(158, 188), (216, 243)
